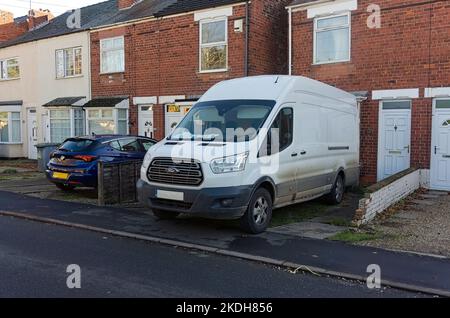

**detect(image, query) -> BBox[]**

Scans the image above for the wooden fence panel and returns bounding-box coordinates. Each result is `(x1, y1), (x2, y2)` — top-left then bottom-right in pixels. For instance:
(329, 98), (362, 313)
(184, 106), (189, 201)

(98, 160), (143, 206)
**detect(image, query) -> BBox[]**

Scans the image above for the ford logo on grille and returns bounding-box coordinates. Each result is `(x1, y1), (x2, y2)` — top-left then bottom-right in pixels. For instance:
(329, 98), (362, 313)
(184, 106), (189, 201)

(167, 167), (180, 174)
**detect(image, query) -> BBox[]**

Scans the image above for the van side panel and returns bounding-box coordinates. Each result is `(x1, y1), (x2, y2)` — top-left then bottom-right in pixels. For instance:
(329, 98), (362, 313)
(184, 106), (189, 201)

(288, 92), (359, 204)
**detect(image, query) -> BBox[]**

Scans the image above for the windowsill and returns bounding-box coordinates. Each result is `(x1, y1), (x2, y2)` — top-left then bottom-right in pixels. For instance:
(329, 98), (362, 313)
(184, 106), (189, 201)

(312, 59), (351, 66)
(199, 68), (228, 74)
(0, 142), (23, 145)
(0, 77), (20, 82)
(99, 71), (125, 76)
(55, 74), (84, 80)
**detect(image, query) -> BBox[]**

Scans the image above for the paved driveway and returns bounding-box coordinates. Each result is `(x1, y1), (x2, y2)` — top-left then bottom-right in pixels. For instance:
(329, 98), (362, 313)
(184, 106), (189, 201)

(359, 190), (450, 257)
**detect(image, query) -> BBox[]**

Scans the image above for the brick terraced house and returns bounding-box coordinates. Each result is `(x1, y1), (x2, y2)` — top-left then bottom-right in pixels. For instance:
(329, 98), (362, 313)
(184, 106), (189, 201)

(87, 0), (291, 140)
(287, 0), (450, 190)
(0, 9), (54, 43)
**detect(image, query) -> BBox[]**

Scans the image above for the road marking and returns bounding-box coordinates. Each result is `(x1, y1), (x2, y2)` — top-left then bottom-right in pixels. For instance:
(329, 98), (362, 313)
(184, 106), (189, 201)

(0, 210), (448, 297)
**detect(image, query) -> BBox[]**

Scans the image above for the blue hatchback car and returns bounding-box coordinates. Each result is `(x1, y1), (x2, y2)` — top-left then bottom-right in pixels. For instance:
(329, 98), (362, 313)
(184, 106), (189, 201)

(46, 135), (156, 190)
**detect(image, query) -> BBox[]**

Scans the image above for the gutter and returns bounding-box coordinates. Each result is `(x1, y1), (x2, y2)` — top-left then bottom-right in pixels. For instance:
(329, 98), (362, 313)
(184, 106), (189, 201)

(244, 1), (250, 76)
(288, 6), (292, 75)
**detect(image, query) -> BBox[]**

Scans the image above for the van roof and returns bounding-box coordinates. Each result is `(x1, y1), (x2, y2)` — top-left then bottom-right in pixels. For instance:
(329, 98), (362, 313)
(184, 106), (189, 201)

(199, 75), (356, 105)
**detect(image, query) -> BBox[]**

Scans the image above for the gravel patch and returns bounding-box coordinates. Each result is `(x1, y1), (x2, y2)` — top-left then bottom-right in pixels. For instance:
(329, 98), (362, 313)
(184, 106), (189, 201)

(358, 190), (450, 257)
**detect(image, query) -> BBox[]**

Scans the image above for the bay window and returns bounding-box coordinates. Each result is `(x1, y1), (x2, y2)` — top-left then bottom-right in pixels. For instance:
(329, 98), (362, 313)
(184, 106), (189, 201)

(200, 18), (227, 72)
(56, 47), (82, 78)
(0, 58), (20, 80)
(314, 13), (351, 64)
(87, 108), (128, 135)
(48, 108), (85, 143)
(100, 37), (125, 74)
(0, 111), (21, 143)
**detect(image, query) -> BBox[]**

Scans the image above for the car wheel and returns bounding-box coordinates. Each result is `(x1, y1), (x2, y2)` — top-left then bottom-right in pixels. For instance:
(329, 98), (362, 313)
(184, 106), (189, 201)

(326, 174), (345, 205)
(152, 209), (180, 220)
(56, 183), (75, 192)
(240, 188), (273, 234)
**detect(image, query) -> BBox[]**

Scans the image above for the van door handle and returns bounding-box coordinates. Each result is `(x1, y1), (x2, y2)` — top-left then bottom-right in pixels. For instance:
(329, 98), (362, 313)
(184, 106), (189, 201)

(291, 153), (298, 157)
(300, 151), (307, 155)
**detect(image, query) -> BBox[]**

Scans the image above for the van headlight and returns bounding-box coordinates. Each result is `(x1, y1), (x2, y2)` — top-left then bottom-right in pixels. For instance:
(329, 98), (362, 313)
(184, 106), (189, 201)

(210, 153), (248, 174)
(142, 151), (153, 169)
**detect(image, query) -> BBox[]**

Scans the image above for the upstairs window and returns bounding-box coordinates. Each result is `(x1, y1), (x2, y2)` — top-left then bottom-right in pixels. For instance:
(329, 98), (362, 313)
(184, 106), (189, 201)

(0, 58), (20, 80)
(56, 47), (82, 78)
(200, 18), (227, 72)
(100, 36), (125, 74)
(314, 13), (351, 64)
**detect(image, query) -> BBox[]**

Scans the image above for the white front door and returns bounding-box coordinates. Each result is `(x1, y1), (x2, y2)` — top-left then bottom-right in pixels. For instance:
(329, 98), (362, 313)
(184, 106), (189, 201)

(377, 101), (412, 181)
(138, 105), (154, 138)
(164, 103), (192, 137)
(27, 108), (38, 159)
(431, 99), (450, 190)
(41, 113), (50, 143)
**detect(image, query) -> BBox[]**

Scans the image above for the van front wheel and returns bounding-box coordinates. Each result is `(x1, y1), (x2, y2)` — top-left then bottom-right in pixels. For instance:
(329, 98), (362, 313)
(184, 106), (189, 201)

(240, 188), (273, 234)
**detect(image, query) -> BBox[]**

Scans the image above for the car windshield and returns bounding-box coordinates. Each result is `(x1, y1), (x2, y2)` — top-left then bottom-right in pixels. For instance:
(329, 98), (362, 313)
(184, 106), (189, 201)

(169, 100), (276, 142)
(59, 139), (96, 152)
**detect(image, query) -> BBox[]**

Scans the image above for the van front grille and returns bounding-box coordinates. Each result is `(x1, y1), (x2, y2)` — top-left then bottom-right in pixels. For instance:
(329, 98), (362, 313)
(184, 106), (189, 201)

(147, 157), (203, 186)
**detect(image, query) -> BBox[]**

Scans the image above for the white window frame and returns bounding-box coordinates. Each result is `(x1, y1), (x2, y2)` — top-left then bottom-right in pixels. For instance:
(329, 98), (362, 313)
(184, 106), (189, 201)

(86, 108), (129, 135)
(48, 107), (85, 143)
(0, 57), (20, 81)
(100, 36), (125, 74)
(55, 47), (83, 79)
(313, 12), (351, 65)
(0, 111), (22, 144)
(199, 17), (228, 73)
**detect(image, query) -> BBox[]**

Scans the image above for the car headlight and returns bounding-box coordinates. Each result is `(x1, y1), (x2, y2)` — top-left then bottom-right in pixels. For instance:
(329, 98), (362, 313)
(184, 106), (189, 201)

(142, 151), (153, 169)
(210, 153), (248, 174)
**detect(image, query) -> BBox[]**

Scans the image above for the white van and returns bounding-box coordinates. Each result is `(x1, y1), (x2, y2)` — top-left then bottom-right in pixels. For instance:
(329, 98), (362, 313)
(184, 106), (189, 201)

(137, 76), (359, 233)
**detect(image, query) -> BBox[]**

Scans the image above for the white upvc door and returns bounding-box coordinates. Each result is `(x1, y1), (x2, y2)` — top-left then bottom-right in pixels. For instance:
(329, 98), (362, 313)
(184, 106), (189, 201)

(41, 112), (50, 143)
(430, 99), (450, 191)
(138, 105), (154, 138)
(27, 108), (38, 159)
(164, 103), (193, 137)
(377, 101), (412, 181)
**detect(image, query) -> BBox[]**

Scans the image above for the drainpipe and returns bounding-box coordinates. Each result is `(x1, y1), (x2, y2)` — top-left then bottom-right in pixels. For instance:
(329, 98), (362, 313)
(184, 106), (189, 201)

(288, 7), (292, 75)
(244, 1), (250, 77)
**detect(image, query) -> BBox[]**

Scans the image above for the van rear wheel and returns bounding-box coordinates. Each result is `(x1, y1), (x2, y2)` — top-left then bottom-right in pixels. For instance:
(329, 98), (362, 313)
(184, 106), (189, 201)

(326, 174), (345, 205)
(240, 188), (273, 234)
(152, 209), (180, 220)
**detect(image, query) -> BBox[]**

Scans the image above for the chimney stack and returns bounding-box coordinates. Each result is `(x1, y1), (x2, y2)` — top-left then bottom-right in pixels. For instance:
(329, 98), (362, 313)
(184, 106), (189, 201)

(118, 0), (140, 10)
(0, 10), (14, 25)
(27, 8), (54, 29)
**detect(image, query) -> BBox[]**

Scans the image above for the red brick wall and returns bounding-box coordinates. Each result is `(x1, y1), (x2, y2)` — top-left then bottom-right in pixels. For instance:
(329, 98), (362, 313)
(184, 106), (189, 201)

(291, 0), (450, 183)
(0, 10), (53, 43)
(90, 0), (291, 140)
(0, 21), (28, 43)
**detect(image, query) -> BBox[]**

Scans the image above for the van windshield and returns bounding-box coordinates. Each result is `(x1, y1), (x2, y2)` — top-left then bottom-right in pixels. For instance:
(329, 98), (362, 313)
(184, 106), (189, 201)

(169, 100), (276, 142)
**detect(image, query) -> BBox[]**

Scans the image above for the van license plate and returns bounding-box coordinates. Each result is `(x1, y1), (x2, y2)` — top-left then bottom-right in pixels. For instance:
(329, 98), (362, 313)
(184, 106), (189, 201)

(156, 190), (184, 201)
(53, 172), (69, 180)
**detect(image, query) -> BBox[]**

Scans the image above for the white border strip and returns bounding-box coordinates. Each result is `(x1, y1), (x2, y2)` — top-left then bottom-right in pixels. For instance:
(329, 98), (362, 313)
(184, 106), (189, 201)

(372, 89), (420, 100)
(307, 0), (357, 18)
(133, 96), (157, 105)
(425, 87), (450, 98)
(194, 7), (233, 21)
